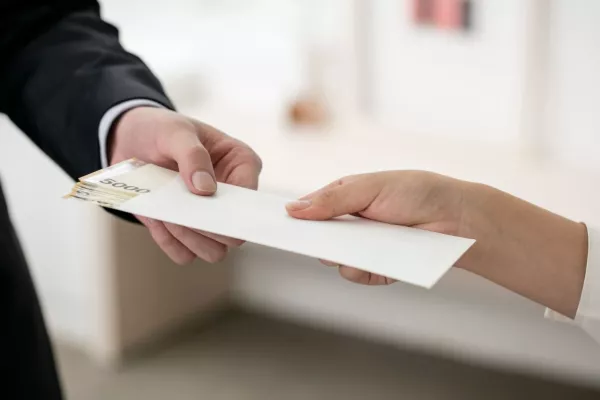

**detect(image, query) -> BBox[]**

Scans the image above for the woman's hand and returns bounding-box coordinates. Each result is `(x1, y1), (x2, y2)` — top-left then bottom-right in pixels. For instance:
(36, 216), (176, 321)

(285, 171), (469, 285)
(286, 171), (588, 318)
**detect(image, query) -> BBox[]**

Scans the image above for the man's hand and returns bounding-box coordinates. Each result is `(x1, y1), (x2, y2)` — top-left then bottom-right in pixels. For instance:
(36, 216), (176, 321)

(108, 107), (262, 265)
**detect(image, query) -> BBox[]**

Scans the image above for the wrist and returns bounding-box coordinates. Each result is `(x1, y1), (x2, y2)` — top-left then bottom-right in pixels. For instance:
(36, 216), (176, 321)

(454, 181), (588, 317)
(454, 181), (497, 271)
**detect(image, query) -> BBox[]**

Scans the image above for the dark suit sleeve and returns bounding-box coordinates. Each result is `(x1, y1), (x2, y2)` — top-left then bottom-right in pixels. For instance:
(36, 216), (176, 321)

(0, 0), (175, 180)
(0, 0), (175, 223)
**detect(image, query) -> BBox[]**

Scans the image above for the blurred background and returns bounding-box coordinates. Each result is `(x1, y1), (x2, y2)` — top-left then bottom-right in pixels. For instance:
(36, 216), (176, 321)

(1, 0), (600, 398)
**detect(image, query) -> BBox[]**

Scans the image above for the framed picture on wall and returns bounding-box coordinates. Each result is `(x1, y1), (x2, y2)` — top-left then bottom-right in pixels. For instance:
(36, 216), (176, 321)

(356, 0), (550, 150)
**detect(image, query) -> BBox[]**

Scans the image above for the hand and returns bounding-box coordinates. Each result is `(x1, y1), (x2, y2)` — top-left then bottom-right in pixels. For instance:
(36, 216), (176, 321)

(286, 171), (587, 318)
(109, 107), (262, 265)
(285, 171), (467, 285)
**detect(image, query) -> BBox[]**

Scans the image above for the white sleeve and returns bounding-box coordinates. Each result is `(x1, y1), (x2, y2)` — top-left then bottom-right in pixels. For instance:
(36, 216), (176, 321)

(98, 99), (166, 168)
(545, 224), (600, 343)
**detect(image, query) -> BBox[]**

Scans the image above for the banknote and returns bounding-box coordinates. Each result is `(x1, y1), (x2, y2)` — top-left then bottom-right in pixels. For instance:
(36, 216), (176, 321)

(65, 183), (131, 208)
(64, 158), (172, 208)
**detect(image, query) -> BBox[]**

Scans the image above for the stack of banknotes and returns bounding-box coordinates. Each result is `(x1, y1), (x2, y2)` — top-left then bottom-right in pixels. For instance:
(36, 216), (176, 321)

(64, 158), (159, 209)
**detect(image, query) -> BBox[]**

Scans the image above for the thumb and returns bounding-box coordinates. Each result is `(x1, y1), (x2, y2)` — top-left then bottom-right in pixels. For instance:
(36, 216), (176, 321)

(286, 178), (381, 220)
(162, 130), (217, 196)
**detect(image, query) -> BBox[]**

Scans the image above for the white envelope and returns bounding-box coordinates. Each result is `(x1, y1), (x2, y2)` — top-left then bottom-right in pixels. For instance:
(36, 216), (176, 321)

(79, 162), (475, 288)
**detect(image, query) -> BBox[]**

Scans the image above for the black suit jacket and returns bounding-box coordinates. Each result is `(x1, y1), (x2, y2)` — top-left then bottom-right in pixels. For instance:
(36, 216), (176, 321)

(0, 3), (176, 397)
(0, 0), (175, 222)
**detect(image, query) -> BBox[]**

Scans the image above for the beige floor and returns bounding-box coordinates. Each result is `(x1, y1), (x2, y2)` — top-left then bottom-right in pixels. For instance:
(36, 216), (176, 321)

(56, 311), (600, 400)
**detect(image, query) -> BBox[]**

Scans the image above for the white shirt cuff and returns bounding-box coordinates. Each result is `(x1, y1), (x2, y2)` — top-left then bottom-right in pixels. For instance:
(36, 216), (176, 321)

(545, 224), (600, 342)
(98, 99), (165, 168)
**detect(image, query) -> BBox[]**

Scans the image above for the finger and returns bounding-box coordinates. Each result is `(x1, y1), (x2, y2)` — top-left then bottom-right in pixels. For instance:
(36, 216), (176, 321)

(319, 259), (339, 267)
(286, 177), (382, 221)
(191, 229), (244, 248)
(165, 223), (228, 263)
(299, 175), (362, 201)
(338, 266), (395, 286)
(226, 163), (261, 190)
(339, 266), (371, 285)
(157, 129), (217, 196)
(138, 217), (196, 265)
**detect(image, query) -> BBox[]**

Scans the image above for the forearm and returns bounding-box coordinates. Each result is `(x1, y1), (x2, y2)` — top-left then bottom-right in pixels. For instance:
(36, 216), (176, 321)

(457, 183), (588, 318)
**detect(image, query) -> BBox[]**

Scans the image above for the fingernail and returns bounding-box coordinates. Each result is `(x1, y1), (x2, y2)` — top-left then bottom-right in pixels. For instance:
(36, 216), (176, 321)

(192, 171), (217, 193)
(286, 200), (312, 211)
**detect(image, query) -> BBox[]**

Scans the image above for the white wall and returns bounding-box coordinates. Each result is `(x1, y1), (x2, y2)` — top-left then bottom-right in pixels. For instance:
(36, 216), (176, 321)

(367, 0), (600, 169)
(546, 0), (600, 171)
(368, 0), (535, 144)
(100, 0), (360, 123)
(100, 0), (306, 121)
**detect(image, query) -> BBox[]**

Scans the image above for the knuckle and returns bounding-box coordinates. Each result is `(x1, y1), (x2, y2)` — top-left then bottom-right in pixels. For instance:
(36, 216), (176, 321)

(252, 153), (263, 171)
(335, 174), (358, 187)
(230, 145), (252, 161)
(174, 118), (197, 134)
(233, 145), (262, 168)
(318, 190), (336, 204)
(184, 144), (209, 161)
(337, 177), (348, 186)
(166, 223), (186, 238)
(153, 230), (176, 248)
(159, 236), (178, 250)
(153, 233), (167, 247)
